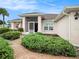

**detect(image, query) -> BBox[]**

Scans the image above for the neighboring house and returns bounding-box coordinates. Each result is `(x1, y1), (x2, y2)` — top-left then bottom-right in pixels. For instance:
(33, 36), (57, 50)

(10, 6), (79, 47)
(9, 19), (22, 29)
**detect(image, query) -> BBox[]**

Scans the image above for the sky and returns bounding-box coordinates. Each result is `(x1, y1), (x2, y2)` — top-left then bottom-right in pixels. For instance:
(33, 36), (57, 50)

(0, 0), (79, 21)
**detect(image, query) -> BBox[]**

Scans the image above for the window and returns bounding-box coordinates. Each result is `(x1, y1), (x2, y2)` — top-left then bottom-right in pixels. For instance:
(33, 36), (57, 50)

(44, 26), (48, 30)
(43, 20), (53, 31)
(49, 27), (53, 30)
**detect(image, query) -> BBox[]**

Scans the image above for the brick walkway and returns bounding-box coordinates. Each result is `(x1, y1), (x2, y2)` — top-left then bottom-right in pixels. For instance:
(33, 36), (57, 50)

(11, 39), (79, 59)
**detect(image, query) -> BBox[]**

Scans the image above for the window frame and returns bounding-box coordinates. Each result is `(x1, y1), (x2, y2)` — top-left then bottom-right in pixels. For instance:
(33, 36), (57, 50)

(43, 20), (54, 31)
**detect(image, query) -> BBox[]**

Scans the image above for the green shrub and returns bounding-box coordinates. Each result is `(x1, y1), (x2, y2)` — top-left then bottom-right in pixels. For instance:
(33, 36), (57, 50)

(34, 32), (43, 35)
(0, 31), (21, 40)
(17, 28), (23, 32)
(0, 37), (14, 59)
(22, 34), (76, 57)
(10, 29), (18, 31)
(0, 28), (10, 34)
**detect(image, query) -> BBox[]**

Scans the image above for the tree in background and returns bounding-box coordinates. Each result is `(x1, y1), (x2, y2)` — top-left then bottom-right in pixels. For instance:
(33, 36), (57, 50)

(0, 8), (9, 27)
(0, 20), (6, 25)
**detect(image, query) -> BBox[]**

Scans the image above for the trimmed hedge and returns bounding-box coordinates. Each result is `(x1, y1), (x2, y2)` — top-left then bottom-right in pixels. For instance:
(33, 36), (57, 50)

(0, 37), (14, 59)
(10, 28), (23, 32)
(0, 28), (10, 34)
(0, 31), (21, 40)
(10, 29), (17, 31)
(22, 33), (76, 57)
(17, 28), (23, 32)
(34, 32), (43, 35)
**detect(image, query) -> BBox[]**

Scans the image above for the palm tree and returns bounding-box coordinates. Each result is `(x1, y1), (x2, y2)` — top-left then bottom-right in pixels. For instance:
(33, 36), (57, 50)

(0, 8), (9, 27)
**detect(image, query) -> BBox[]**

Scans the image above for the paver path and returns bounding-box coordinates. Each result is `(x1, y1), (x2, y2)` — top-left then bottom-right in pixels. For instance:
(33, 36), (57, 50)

(10, 39), (79, 59)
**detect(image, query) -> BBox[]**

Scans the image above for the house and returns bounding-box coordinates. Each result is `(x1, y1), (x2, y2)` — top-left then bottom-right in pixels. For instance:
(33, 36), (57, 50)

(20, 12), (58, 34)
(9, 19), (22, 29)
(10, 6), (79, 47)
(55, 6), (79, 47)
(10, 12), (57, 34)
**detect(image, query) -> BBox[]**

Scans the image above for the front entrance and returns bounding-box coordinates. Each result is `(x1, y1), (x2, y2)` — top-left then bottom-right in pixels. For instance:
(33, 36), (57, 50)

(28, 22), (38, 32)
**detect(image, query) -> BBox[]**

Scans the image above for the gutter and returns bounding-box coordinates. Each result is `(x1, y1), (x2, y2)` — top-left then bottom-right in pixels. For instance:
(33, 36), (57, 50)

(55, 11), (69, 22)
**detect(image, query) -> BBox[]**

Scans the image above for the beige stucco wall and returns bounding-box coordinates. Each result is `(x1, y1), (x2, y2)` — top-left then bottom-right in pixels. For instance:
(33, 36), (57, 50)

(38, 16), (42, 32)
(22, 17), (27, 32)
(69, 12), (79, 46)
(55, 15), (69, 40)
(11, 22), (15, 29)
(11, 22), (22, 29)
(55, 12), (79, 46)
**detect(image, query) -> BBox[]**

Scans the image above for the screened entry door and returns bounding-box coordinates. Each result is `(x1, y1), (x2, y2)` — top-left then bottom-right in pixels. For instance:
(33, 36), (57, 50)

(28, 22), (35, 32)
(28, 22), (38, 32)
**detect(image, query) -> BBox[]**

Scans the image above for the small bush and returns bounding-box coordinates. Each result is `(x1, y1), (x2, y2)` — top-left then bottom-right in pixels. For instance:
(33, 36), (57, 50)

(34, 32), (43, 35)
(0, 28), (10, 34)
(18, 28), (23, 32)
(22, 33), (76, 57)
(0, 31), (21, 40)
(10, 29), (18, 31)
(0, 37), (14, 59)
